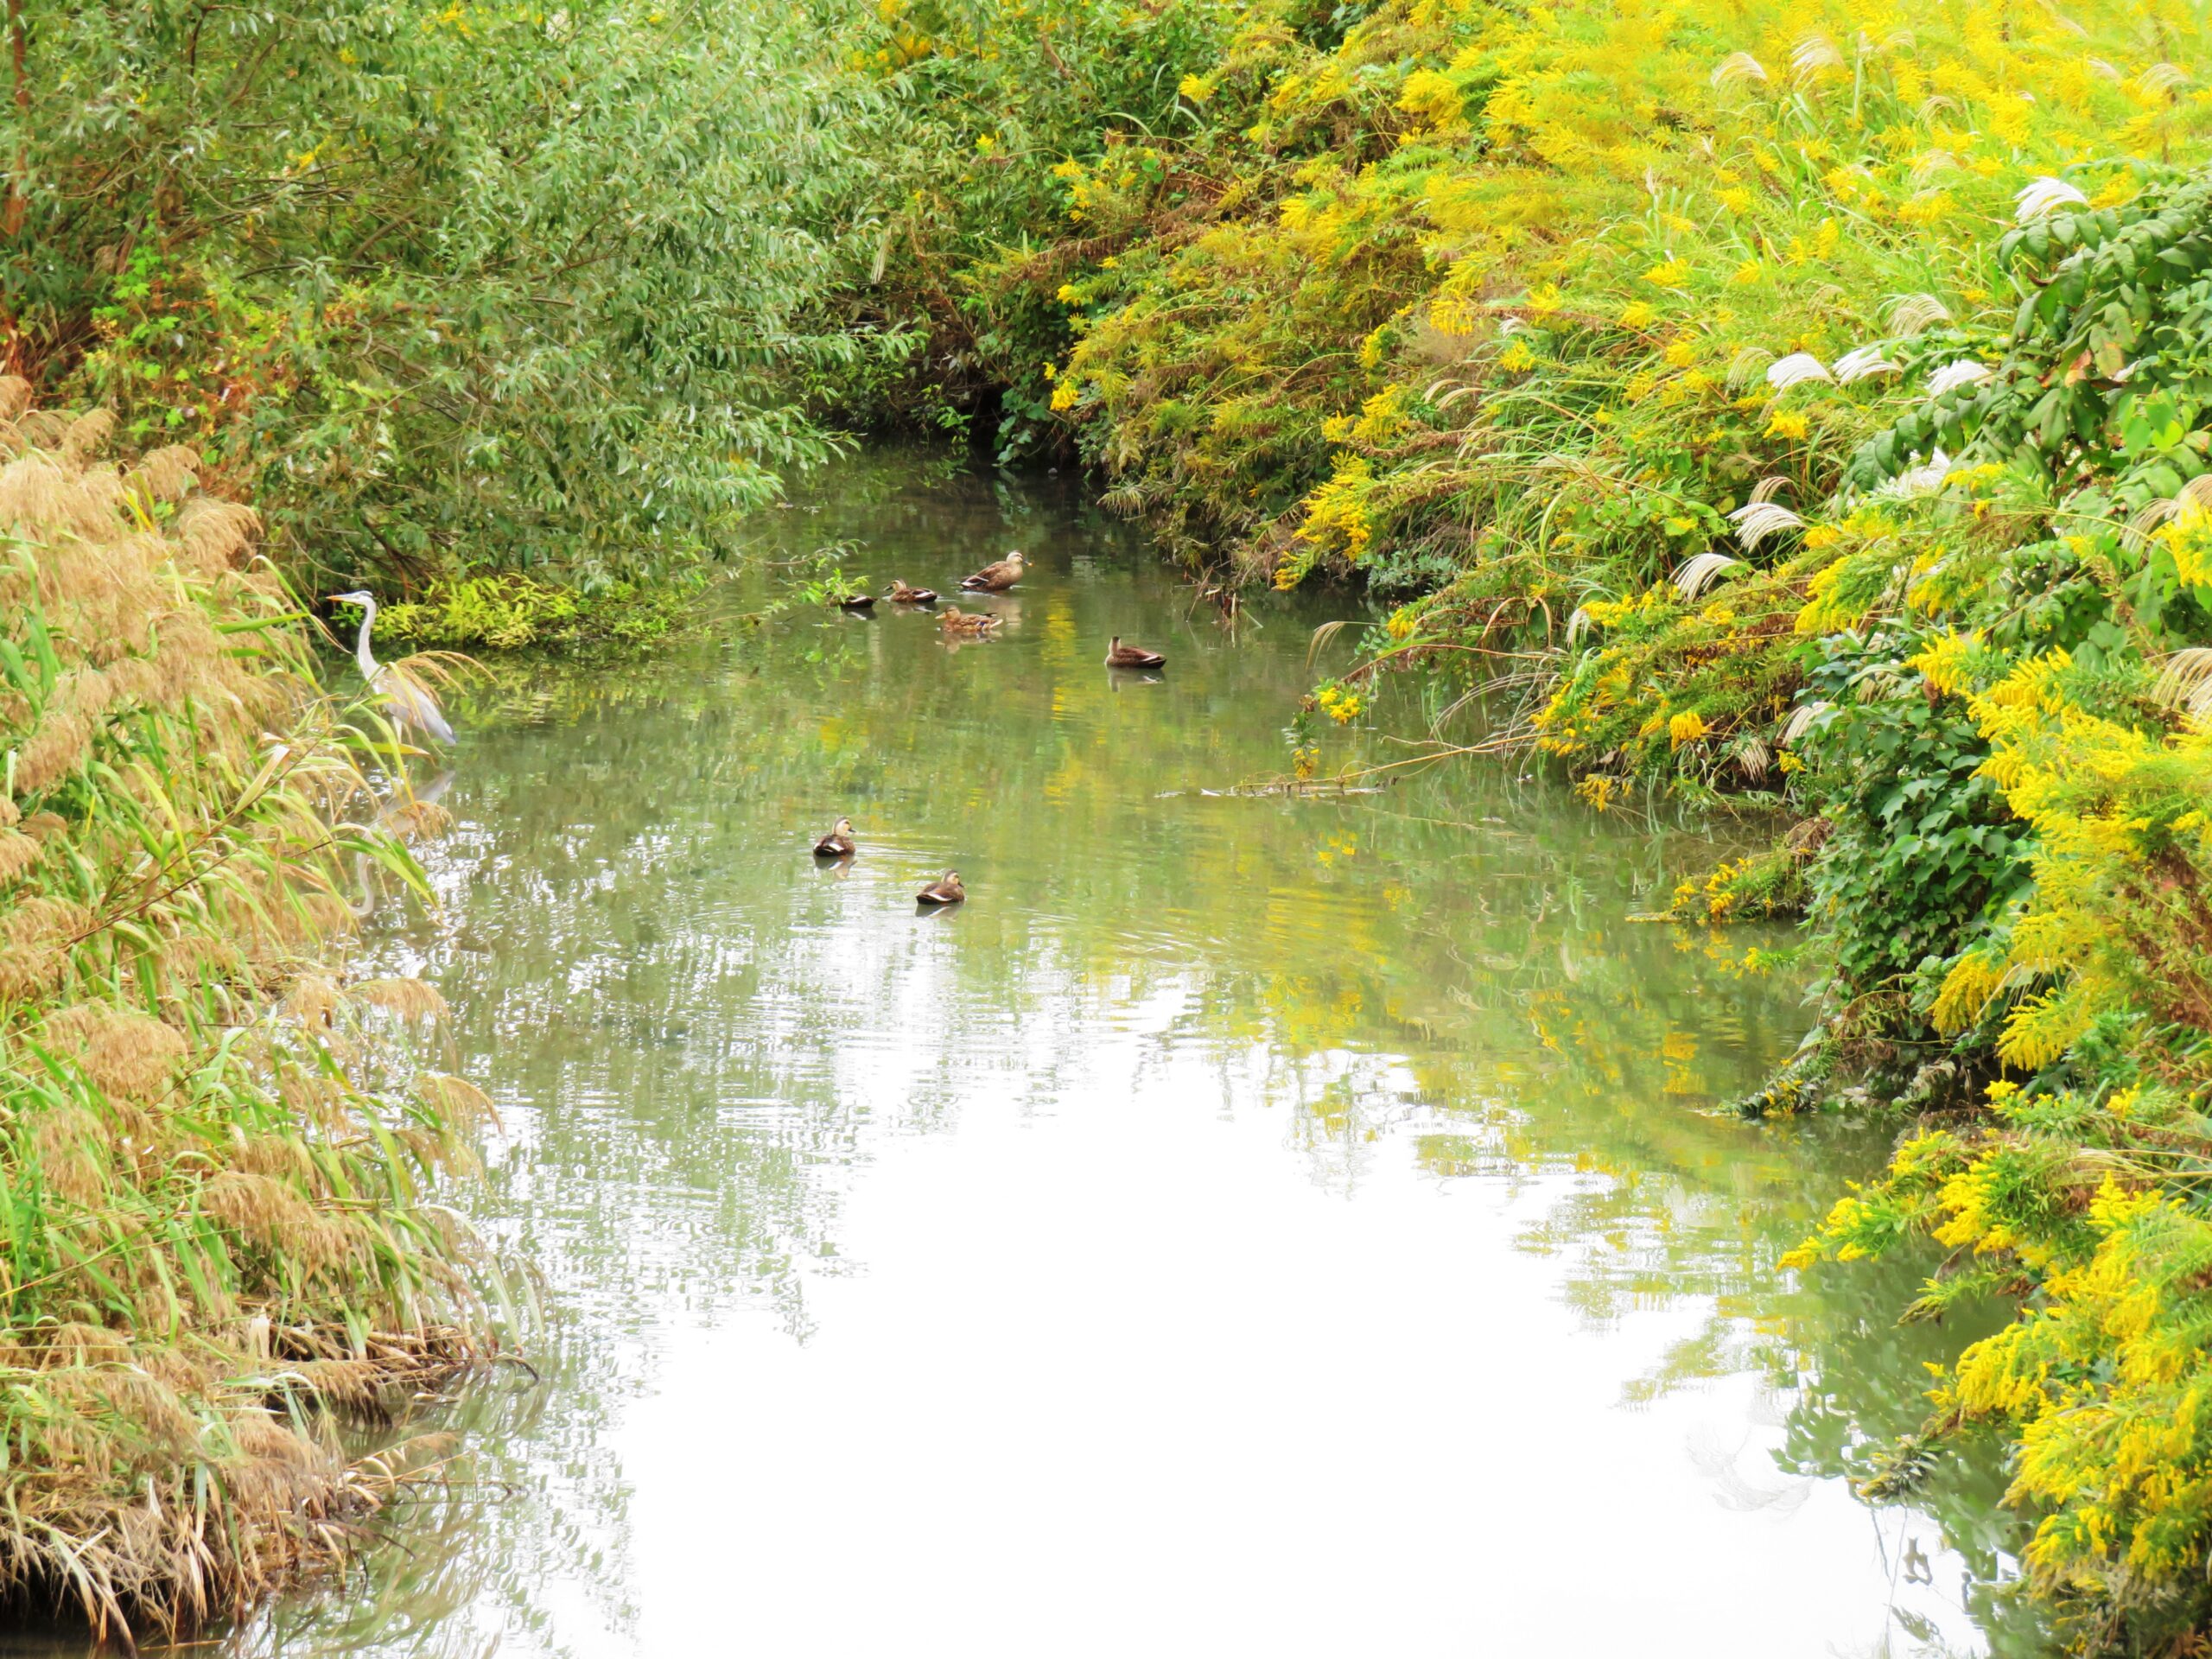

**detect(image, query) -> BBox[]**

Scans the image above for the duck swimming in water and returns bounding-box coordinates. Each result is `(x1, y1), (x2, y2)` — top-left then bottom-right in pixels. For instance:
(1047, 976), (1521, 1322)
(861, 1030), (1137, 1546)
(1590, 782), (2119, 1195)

(915, 870), (966, 906)
(960, 550), (1026, 592)
(813, 817), (856, 858)
(1104, 636), (1166, 670)
(887, 578), (938, 605)
(939, 607), (1000, 638)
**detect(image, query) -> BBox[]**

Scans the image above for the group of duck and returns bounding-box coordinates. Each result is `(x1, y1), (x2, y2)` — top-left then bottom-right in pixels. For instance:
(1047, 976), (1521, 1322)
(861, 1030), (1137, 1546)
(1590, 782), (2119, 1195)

(817, 546), (1167, 907)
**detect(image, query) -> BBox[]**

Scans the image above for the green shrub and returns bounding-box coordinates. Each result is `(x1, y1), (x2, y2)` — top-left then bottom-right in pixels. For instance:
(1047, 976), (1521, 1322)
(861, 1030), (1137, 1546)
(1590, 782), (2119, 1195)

(376, 574), (705, 656)
(12, 0), (893, 594)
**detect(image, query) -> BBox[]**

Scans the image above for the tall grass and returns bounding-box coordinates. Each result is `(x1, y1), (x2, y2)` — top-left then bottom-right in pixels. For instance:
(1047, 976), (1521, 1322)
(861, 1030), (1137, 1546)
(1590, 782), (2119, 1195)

(0, 377), (493, 1642)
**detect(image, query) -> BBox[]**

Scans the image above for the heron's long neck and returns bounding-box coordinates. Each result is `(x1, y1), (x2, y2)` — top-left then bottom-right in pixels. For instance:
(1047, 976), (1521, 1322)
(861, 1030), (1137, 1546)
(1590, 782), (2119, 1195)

(353, 600), (378, 678)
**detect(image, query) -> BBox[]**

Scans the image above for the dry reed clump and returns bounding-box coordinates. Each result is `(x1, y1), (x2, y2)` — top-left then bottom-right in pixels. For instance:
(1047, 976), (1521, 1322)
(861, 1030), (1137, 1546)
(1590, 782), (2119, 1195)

(0, 391), (498, 1644)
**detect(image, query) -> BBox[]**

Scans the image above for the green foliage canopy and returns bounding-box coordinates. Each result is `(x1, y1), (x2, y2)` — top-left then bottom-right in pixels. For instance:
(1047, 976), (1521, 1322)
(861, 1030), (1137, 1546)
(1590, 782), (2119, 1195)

(9, 0), (900, 591)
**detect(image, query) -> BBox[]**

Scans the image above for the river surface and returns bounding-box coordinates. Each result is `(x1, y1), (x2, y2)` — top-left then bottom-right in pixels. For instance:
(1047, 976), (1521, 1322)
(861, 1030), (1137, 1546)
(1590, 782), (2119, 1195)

(77, 451), (2039, 1656)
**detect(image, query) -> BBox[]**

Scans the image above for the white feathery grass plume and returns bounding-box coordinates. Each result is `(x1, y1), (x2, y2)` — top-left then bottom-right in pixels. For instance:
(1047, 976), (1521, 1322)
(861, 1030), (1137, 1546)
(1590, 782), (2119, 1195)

(1673, 550), (1744, 599)
(2137, 61), (2189, 97)
(1726, 345), (1777, 391)
(1791, 33), (1845, 78)
(1765, 353), (1833, 392)
(1779, 702), (1832, 745)
(1426, 375), (1484, 412)
(1732, 735), (1774, 781)
(1566, 606), (1596, 645)
(2088, 57), (2122, 80)
(1910, 150), (1963, 187)
(2124, 496), (2182, 554)
(1878, 447), (1955, 499)
(2015, 176), (2089, 222)
(1727, 501), (1804, 550)
(1834, 344), (1903, 383)
(1750, 475), (1793, 505)
(2152, 647), (2212, 720)
(1885, 293), (1953, 336)
(2122, 474), (2212, 553)
(1711, 51), (1770, 87)
(1928, 359), (1993, 397)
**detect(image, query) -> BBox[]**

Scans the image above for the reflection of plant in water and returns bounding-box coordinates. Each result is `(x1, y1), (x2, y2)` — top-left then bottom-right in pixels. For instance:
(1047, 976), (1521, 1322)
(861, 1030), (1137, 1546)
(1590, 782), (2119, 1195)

(228, 1375), (582, 1659)
(787, 539), (877, 609)
(273, 451), (2035, 1654)
(1194, 788), (2044, 1638)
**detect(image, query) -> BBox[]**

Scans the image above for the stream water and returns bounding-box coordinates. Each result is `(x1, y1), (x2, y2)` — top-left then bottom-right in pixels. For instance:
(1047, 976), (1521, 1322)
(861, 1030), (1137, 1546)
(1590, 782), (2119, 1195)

(99, 450), (2042, 1656)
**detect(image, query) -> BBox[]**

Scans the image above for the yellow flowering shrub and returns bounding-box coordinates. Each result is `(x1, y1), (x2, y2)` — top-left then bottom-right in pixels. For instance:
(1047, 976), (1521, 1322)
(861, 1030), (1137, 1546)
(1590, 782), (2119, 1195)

(849, 1), (2212, 1634)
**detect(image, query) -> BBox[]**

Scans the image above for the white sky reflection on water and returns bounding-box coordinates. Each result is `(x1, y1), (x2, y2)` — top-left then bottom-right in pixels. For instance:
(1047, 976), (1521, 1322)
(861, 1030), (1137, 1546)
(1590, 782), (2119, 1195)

(586, 1012), (1984, 1659)
(135, 452), (2031, 1659)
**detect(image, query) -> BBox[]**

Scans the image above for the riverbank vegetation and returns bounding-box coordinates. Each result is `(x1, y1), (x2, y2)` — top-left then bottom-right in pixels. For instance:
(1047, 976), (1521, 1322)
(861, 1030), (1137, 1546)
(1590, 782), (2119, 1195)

(22, 0), (2212, 1643)
(0, 383), (493, 1639)
(825, 0), (2212, 1643)
(8, 0), (896, 639)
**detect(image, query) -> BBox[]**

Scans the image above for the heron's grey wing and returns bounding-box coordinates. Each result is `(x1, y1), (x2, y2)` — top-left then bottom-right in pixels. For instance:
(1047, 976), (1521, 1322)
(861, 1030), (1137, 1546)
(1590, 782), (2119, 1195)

(382, 671), (456, 746)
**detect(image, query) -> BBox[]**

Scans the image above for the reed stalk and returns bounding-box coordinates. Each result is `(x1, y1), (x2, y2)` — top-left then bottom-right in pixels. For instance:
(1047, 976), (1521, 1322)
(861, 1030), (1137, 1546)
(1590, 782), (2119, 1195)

(0, 376), (494, 1646)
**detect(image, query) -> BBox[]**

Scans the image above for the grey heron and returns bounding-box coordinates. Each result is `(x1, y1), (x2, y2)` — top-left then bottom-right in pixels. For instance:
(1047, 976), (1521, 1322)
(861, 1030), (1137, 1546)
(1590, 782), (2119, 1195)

(329, 590), (456, 747)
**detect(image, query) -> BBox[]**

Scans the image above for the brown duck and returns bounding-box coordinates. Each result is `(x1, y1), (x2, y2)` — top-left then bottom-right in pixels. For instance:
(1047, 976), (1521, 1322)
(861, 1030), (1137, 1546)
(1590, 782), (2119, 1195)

(939, 607), (1000, 638)
(836, 592), (876, 612)
(960, 550), (1027, 592)
(1104, 636), (1166, 669)
(813, 817), (856, 858)
(916, 870), (966, 906)
(887, 579), (938, 605)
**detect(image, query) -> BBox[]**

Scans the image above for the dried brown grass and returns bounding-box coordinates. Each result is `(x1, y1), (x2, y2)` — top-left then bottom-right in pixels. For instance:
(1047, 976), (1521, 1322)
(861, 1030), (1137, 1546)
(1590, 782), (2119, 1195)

(0, 396), (499, 1644)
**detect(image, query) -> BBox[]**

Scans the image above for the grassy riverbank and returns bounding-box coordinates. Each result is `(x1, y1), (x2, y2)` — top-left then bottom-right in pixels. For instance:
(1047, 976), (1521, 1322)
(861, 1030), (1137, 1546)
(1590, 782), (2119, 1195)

(0, 384), (490, 1640)
(20, 0), (2212, 1643)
